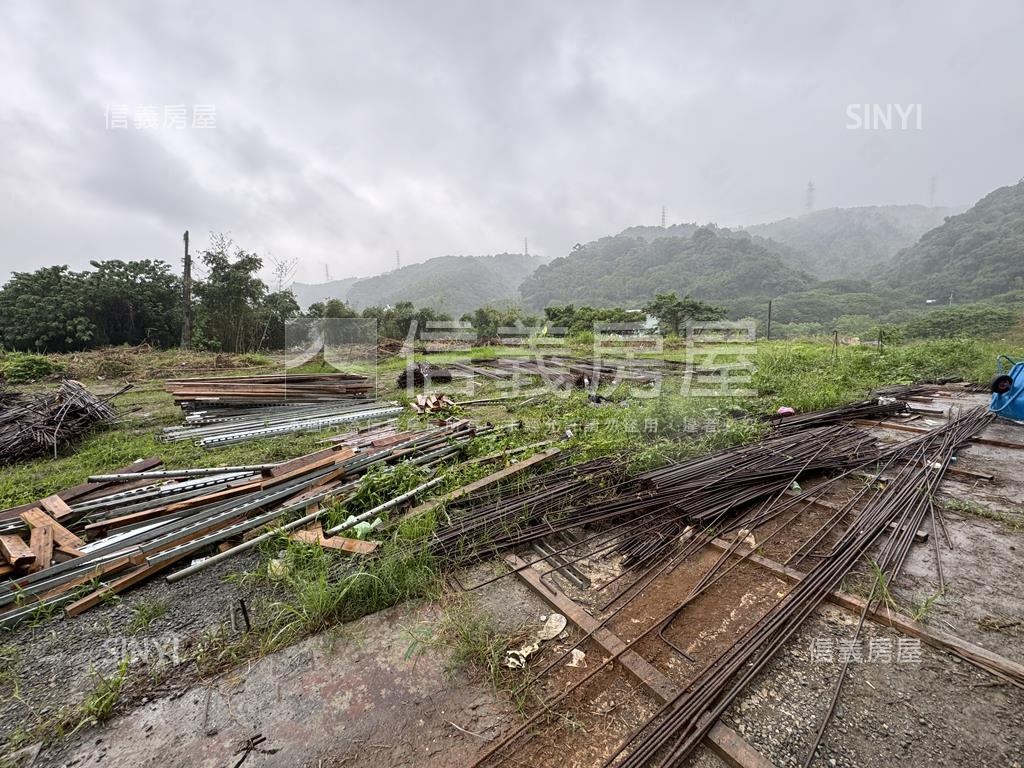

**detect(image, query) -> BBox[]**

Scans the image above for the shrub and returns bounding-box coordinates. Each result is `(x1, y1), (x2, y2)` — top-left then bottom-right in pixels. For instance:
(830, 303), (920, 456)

(0, 353), (65, 383)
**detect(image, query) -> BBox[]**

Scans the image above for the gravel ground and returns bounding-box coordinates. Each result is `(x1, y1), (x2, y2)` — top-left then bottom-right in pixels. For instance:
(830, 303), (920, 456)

(0, 550), (270, 753)
(723, 604), (1024, 768)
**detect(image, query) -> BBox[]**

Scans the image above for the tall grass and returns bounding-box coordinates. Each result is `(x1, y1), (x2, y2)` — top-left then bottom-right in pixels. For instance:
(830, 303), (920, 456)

(753, 338), (1021, 412)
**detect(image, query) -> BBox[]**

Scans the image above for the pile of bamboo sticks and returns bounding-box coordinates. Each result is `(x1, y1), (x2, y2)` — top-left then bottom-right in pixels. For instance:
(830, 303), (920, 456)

(0, 380), (125, 465)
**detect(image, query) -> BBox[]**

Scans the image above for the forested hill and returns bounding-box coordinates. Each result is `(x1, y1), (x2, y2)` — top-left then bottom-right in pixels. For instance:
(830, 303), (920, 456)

(518, 227), (814, 310)
(744, 205), (960, 278)
(885, 180), (1024, 301)
(291, 277), (360, 308)
(344, 253), (543, 315)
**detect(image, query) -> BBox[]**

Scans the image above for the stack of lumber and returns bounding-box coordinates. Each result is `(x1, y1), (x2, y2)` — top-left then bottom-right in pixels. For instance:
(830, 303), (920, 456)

(0, 419), (486, 628)
(410, 393), (456, 415)
(0, 380), (125, 465)
(165, 372), (373, 408)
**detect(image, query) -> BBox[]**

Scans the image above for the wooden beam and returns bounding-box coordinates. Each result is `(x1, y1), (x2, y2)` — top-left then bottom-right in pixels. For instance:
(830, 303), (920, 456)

(38, 495), (75, 521)
(289, 527), (377, 554)
(706, 538), (1024, 688)
(0, 535), (36, 567)
(505, 554), (777, 768)
(263, 447), (355, 485)
(65, 556), (181, 617)
(19, 508), (85, 552)
(28, 526), (53, 573)
(83, 480), (264, 534)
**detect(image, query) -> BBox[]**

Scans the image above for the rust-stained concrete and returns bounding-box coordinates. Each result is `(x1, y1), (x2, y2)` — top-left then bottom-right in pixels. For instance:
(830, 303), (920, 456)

(52, 602), (514, 768)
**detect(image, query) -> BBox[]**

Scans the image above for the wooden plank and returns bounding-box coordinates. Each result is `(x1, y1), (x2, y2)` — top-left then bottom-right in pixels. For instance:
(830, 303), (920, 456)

(0, 457), (164, 521)
(33, 555), (133, 603)
(706, 538), (1024, 688)
(263, 447), (356, 487)
(64, 555), (182, 617)
(0, 535), (36, 567)
(83, 480), (264, 534)
(265, 446), (339, 476)
(20, 508), (85, 551)
(289, 527), (378, 554)
(505, 554), (777, 768)
(52, 546), (84, 564)
(28, 526), (53, 573)
(38, 495), (75, 521)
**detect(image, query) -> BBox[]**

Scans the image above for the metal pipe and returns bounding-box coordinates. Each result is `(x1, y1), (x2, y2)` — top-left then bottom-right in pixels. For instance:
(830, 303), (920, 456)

(87, 466), (278, 482)
(324, 476), (445, 535)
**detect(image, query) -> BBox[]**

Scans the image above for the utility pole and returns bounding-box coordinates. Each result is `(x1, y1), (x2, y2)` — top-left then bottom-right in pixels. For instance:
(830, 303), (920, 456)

(181, 230), (192, 350)
(661, 206), (666, 228)
(805, 181), (815, 212)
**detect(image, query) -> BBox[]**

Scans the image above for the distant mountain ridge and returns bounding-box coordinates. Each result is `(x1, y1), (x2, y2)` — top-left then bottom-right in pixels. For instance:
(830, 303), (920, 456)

(290, 277), (360, 308)
(885, 180), (1024, 301)
(745, 204), (961, 278)
(291, 253), (543, 316)
(617, 205), (960, 280)
(518, 226), (815, 310)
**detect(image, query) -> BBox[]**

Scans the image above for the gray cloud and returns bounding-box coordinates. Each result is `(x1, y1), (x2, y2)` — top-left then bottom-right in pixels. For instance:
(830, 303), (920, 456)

(1, 0), (1023, 284)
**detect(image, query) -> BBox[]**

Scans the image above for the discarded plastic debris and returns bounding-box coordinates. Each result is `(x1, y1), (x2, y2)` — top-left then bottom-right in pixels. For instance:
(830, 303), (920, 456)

(504, 640), (540, 669)
(537, 613), (567, 641)
(566, 648), (587, 668)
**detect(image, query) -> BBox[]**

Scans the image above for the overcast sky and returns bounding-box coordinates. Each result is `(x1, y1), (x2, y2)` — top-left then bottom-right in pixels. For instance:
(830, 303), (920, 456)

(2, 1), (1023, 285)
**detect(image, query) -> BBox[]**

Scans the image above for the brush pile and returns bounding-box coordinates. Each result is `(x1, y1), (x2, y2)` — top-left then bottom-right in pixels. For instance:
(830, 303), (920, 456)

(0, 380), (123, 465)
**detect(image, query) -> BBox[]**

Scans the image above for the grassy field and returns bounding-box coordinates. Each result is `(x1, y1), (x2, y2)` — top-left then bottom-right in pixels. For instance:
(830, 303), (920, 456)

(2, 337), (1017, 508)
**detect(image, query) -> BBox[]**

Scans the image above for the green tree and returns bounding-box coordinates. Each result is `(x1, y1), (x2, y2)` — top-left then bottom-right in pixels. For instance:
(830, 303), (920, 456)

(85, 259), (181, 347)
(460, 305), (537, 342)
(254, 290), (301, 349)
(194, 235), (269, 352)
(902, 303), (1018, 339)
(643, 292), (726, 336)
(361, 302), (451, 340)
(0, 266), (94, 352)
